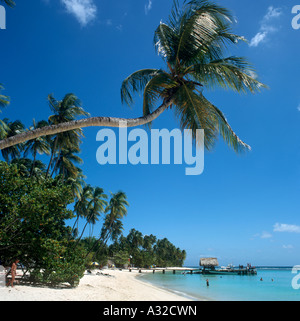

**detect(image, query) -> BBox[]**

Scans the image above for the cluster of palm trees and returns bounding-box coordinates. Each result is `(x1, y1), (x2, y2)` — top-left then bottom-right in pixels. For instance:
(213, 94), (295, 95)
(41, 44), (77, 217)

(108, 229), (187, 267)
(1, 89), (130, 251)
(73, 189), (129, 244)
(0, 93), (87, 186)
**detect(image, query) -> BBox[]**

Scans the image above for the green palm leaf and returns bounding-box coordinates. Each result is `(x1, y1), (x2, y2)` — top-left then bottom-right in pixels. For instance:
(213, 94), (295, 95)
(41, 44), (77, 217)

(121, 69), (161, 106)
(189, 56), (267, 93)
(0, 84), (10, 110)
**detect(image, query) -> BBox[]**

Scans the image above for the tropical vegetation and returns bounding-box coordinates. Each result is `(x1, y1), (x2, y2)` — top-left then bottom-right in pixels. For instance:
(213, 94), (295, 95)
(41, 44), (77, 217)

(0, 0), (266, 286)
(0, 92), (186, 286)
(0, 0), (266, 151)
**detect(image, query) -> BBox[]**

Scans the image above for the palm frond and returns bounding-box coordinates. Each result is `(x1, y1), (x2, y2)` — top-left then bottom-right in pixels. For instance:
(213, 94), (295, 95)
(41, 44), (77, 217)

(154, 23), (177, 62)
(165, 0), (234, 66)
(173, 83), (218, 150)
(121, 69), (161, 106)
(173, 83), (250, 152)
(197, 93), (251, 152)
(0, 84), (10, 110)
(189, 56), (267, 93)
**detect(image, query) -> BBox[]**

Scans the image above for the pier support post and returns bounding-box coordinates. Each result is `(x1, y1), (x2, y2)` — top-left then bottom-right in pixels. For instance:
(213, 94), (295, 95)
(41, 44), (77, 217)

(173, 270), (176, 274)
(163, 269), (165, 274)
(153, 269), (155, 274)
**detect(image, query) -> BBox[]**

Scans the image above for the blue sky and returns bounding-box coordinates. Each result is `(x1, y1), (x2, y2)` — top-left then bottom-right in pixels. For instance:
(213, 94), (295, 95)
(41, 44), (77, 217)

(1, 0), (300, 266)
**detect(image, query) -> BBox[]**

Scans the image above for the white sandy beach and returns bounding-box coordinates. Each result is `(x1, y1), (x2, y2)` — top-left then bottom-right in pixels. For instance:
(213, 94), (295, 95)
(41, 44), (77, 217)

(0, 269), (197, 301)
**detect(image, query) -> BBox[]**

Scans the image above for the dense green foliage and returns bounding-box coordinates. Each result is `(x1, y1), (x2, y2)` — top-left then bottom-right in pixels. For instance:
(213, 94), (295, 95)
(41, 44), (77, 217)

(0, 161), (86, 286)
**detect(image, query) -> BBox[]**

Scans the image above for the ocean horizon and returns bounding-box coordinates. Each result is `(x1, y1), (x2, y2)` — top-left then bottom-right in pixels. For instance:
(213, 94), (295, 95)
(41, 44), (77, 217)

(140, 266), (300, 301)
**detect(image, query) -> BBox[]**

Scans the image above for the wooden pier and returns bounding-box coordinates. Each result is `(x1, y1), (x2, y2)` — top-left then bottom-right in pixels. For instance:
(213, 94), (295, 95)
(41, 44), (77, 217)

(128, 267), (200, 274)
(127, 260), (257, 276)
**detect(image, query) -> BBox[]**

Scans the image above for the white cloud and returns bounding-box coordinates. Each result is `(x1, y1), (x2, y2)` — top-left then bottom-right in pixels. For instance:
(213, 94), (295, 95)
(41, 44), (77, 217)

(249, 32), (267, 47)
(297, 104), (300, 111)
(61, 0), (97, 26)
(282, 244), (294, 249)
(145, 0), (152, 15)
(263, 6), (282, 21)
(252, 231), (272, 239)
(261, 231), (272, 239)
(249, 6), (282, 47)
(273, 223), (300, 233)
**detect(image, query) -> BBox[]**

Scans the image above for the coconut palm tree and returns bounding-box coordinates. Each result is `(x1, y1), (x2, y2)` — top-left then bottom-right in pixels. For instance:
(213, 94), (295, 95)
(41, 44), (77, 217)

(121, 0), (266, 151)
(1, 118), (24, 162)
(23, 119), (51, 176)
(87, 191), (129, 258)
(75, 186), (107, 245)
(100, 214), (124, 245)
(0, 0), (266, 152)
(101, 191), (129, 244)
(127, 229), (144, 250)
(66, 171), (85, 201)
(87, 187), (108, 237)
(143, 234), (157, 252)
(72, 184), (94, 236)
(51, 147), (83, 180)
(46, 93), (89, 177)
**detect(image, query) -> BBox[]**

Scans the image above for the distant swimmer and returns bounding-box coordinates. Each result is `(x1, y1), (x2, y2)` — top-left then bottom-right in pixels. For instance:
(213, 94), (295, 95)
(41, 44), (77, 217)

(260, 277), (263, 281)
(206, 279), (210, 287)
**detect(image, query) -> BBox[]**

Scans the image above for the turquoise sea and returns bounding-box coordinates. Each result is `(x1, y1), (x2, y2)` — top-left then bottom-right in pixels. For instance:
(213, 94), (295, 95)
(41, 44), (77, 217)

(140, 267), (300, 301)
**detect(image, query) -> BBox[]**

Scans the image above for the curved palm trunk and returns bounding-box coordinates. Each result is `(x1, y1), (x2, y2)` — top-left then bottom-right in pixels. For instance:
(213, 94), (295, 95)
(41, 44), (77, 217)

(0, 99), (172, 150)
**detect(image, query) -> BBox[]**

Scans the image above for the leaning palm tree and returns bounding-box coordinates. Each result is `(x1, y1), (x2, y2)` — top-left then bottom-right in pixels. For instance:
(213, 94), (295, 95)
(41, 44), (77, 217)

(121, 0), (266, 151)
(0, 0), (266, 151)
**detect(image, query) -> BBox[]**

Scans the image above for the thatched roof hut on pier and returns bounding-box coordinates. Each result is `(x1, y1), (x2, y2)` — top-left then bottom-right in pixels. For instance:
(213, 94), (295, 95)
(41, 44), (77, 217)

(199, 258), (219, 270)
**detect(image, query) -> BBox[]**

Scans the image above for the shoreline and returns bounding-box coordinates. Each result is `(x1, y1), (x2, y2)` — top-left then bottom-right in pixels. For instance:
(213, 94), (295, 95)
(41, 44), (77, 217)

(0, 268), (204, 301)
(136, 273), (209, 301)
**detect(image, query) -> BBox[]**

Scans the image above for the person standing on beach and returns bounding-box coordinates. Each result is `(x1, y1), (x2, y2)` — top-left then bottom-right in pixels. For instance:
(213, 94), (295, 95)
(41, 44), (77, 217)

(206, 279), (209, 287)
(6, 259), (19, 288)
